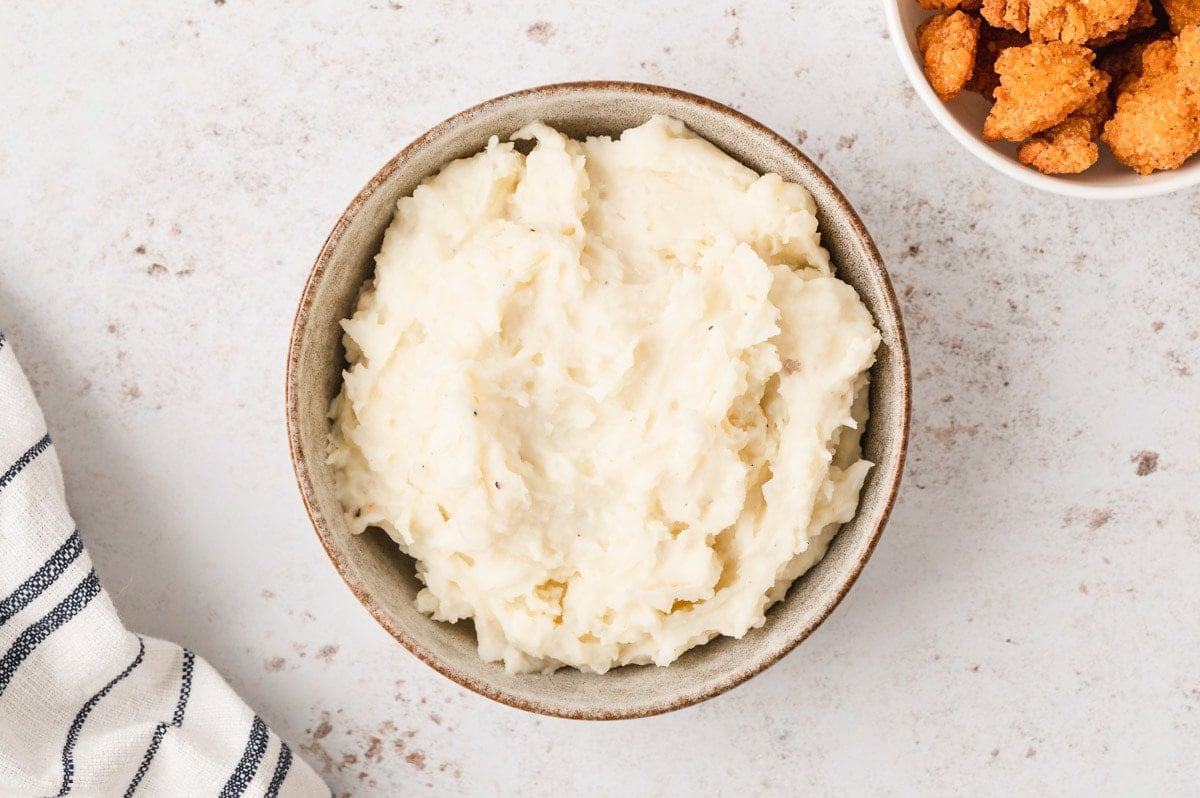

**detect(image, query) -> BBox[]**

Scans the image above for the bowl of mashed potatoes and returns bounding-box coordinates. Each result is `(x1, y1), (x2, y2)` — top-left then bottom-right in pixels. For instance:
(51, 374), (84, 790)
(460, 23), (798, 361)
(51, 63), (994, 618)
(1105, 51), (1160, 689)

(287, 82), (910, 719)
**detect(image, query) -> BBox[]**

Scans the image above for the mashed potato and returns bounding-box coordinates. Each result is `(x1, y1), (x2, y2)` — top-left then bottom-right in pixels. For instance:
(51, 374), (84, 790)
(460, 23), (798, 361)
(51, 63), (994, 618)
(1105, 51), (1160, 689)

(328, 116), (880, 674)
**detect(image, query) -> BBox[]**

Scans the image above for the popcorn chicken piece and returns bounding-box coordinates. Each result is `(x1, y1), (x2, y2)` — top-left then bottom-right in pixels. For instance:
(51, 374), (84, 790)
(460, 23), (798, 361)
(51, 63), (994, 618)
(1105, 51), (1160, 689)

(1087, 0), (1157, 47)
(1096, 29), (1173, 92)
(1018, 118), (1100, 171)
(983, 41), (1112, 141)
(917, 0), (983, 8)
(1069, 87), (1116, 133)
(982, 0), (1031, 32)
(1178, 22), (1200, 80)
(919, 11), (983, 100)
(1101, 27), (1200, 173)
(1017, 92), (1112, 172)
(1029, 0), (1139, 44)
(966, 25), (1031, 98)
(1161, 0), (1200, 34)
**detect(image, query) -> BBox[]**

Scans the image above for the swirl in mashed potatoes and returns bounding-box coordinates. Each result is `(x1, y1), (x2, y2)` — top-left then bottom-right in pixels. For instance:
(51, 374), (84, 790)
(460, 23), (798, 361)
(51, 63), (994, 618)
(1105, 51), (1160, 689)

(328, 116), (880, 674)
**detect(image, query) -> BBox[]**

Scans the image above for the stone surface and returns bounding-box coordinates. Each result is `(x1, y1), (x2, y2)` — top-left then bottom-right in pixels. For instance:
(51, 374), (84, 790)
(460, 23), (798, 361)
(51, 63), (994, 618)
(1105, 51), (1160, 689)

(2, 1), (1198, 795)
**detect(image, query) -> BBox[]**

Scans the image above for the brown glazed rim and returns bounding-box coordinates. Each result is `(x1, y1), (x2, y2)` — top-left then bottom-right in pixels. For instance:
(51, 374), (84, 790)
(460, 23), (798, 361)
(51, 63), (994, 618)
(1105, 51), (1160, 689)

(286, 81), (912, 720)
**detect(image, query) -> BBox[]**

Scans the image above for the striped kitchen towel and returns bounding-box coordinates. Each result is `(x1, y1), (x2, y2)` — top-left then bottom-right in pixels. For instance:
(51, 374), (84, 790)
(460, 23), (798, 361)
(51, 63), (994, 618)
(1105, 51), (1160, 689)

(0, 331), (329, 797)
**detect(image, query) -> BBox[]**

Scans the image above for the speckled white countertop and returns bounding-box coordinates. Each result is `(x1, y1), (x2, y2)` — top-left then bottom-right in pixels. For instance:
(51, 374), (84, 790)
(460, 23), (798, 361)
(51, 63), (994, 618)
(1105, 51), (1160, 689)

(3, 2), (1199, 795)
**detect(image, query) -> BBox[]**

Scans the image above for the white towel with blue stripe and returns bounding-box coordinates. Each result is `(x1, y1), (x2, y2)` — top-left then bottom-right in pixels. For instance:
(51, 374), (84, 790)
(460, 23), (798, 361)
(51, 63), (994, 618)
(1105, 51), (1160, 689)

(0, 332), (329, 797)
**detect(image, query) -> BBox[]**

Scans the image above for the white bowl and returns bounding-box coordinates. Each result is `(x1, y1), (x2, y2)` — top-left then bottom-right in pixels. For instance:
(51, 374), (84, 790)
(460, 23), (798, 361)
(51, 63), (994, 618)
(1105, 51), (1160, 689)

(885, 1), (1200, 199)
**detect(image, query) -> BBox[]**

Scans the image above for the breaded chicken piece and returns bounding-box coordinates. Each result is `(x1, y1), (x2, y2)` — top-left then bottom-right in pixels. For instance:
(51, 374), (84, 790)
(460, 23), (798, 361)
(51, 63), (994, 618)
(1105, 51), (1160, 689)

(983, 42), (1111, 141)
(917, 0), (983, 9)
(1178, 23), (1200, 80)
(1018, 117), (1101, 171)
(1067, 88), (1115, 133)
(1102, 28), (1200, 173)
(982, 0), (1031, 31)
(1088, 0), (1157, 47)
(1029, 0), (1139, 44)
(1161, 0), (1200, 34)
(966, 25), (1031, 98)
(919, 11), (983, 100)
(1017, 92), (1112, 172)
(1096, 30), (1173, 92)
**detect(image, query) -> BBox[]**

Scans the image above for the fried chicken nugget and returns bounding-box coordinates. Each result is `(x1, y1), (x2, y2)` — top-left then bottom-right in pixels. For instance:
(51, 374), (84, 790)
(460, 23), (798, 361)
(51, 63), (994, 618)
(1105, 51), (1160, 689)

(966, 25), (1031, 98)
(1068, 88), (1115, 135)
(1088, 0), (1157, 47)
(982, 0), (1031, 32)
(1017, 92), (1113, 172)
(919, 11), (983, 100)
(1102, 26), (1200, 173)
(1096, 29), (1173, 92)
(983, 41), (1111, 141)
(917, 0), (984, 9)
(1161, 0), (1200, 34)
(1028, 0), (1139, 43)
(1179, 23), (1200, 80)
(1018, 118), (1101, 171)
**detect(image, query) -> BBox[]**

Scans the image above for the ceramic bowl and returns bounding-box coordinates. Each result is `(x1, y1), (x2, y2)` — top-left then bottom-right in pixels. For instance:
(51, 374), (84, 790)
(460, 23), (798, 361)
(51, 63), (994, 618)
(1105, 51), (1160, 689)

(885, 1), (1200, 200)
(286, 81), (911, 719)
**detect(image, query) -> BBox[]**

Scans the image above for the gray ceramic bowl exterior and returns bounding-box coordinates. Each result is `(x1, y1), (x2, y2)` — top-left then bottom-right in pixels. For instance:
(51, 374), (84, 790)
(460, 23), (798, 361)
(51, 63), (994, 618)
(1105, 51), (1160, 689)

(287, 82), (911, 719)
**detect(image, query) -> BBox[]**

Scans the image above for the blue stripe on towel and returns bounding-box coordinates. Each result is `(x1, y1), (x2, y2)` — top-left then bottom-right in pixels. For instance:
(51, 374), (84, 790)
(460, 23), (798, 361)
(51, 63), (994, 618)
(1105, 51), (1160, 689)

(54, 637), (146, 796)
(0, 531), (84, 627)
(173, 650), (194, 725)
(264, 742), (293, 798)
(0, 433), (52, 492)
(0, 570), (101, 698)
(218, 715), (269, 798)
(123, 649), (194, 797)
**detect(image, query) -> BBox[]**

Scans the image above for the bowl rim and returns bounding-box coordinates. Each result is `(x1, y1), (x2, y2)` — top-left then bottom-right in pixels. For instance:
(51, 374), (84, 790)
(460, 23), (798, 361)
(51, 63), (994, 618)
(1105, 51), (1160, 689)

(285, 80), (912, 719)
(883, 1), (1200, 200)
